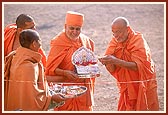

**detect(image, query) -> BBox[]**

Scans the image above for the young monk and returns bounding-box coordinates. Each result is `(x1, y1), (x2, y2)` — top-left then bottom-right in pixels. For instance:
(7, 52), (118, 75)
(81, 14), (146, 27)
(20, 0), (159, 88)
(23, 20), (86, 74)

(5, 29), (65, 111)
(99, 17), (159, 111)
(4, 14), (46, 67)
(45, 11), (96, 111)
(4, 14), (47, 110)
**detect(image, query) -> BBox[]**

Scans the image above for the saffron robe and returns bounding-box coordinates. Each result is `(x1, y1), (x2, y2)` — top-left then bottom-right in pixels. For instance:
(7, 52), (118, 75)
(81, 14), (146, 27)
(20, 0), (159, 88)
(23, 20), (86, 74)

(45, 30), (95, 111)
(6, 47), (51, 111)
(105, 27), (159, 111)
(4, 24), (46, 67)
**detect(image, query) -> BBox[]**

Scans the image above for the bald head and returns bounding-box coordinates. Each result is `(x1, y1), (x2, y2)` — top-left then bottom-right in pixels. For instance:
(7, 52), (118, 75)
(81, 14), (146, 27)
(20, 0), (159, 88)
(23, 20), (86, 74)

(19, 29), (40, 49)
(16, 14), (34, 28)
(111, 17), (129, 42)
(111, 17), (129, 28)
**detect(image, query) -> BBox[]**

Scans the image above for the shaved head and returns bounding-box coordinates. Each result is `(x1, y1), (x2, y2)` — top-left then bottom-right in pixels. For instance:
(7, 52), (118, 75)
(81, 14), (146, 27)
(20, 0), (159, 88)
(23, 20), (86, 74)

(111, 17), (129, 43)
(111, 17), (129, 28)
(16, 14), (34, 28)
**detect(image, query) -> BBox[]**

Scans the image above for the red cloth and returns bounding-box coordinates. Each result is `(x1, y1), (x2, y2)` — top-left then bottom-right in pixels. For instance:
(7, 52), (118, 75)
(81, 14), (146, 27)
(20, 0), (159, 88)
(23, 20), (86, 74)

(45, 30), (95, 111)
(105, 27), (159, 111)
(4, 24), (46, 67)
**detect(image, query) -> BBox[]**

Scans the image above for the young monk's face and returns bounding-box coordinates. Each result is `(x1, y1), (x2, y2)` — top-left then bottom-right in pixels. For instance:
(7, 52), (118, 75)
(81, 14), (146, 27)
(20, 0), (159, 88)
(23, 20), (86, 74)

(23, 21), (36, 30)
(30, 31), (41, 52)
(17, 21), (36, 35)
(65, 25), (81, 41)
(32, 38), (42, 52)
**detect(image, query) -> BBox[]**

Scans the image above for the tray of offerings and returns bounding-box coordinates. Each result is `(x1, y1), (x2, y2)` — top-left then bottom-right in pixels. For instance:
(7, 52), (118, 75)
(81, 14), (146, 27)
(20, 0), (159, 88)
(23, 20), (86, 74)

(49, 83), (87, 98)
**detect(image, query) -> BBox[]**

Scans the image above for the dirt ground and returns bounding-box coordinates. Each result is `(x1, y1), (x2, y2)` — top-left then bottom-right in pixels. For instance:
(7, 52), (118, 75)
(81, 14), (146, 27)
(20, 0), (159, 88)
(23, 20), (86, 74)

(3, 3), (165, 112)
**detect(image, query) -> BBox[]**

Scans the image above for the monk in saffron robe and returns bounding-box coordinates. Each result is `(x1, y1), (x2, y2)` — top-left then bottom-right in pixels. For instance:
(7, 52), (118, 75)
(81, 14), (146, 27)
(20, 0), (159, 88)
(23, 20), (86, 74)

(4, 14), (47, 109)
(4, 14), (46, 67)
(99, 17), (159, 111)
(45, 11), (96, 111)
(5, 29), (65, 111)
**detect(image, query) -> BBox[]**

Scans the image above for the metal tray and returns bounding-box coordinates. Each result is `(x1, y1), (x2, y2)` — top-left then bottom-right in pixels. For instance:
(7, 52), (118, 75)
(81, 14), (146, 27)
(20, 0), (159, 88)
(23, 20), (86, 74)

(49, 84), (87, 99)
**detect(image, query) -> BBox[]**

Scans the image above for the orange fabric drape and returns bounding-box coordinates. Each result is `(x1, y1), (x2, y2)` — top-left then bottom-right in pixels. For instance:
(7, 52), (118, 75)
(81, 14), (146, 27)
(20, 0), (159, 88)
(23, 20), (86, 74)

(4, 51), (16, 110)
(5, 47), (51, 111)
(45, 30), (95, 111)
(4, 24), (46, 67)
(105, 27), (159, 111)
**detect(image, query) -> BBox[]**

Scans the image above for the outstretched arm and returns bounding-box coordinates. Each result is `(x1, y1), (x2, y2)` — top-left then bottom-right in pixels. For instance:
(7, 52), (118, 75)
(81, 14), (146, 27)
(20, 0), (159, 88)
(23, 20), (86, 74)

(99, 55), (138, 71)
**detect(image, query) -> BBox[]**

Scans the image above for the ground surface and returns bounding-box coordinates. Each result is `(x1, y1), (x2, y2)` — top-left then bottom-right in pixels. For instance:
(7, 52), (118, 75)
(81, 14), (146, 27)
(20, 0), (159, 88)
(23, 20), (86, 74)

(3, 3), (165, 112)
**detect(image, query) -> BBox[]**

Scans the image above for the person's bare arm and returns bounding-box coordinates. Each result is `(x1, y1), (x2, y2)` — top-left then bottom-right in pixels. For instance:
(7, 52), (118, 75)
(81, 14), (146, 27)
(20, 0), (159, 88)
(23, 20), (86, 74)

(99, 55), (138, 71)
(54, 68), (79, 80)
(105, 63), (116, 73)
(113, 57), (138, 71)
(46, 75), (65, 83)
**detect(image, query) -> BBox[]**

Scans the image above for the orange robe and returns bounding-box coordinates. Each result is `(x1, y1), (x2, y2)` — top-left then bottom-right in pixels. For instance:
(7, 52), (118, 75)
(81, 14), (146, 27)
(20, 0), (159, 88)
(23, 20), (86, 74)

(6, 47), (51, 111)
(4, 24), (46, 67)
(45, 30), (95, 111)
(105, 27), (159, 111)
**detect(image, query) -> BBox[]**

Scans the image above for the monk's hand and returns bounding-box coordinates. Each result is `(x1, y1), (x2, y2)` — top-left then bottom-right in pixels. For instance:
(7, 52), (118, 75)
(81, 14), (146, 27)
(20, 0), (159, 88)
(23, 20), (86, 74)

(64, 70), (79, 80)
(98, 55), (117, 65)
(52, 93), (67, 103)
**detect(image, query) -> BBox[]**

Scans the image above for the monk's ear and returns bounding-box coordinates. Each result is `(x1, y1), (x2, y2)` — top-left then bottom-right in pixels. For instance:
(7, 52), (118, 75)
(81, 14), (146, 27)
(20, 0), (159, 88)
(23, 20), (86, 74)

(29, 41), (36, 51)
(64, 24), (67, 29)
(32, 41), (37, 48)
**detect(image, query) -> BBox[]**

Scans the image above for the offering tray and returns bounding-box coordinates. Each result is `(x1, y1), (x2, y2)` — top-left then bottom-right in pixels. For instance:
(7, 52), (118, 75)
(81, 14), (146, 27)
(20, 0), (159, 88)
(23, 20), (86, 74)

(49, 84), (87, 98)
